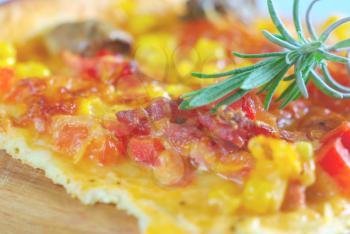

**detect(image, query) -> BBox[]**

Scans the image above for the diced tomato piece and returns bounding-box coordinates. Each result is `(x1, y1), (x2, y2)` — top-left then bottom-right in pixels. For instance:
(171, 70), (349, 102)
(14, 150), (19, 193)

(318, 137), (350, 190)
(87, 136), (123, 165)
(56, 125), (89, 150)
(318, 123), (350, 192)
(128, 137), (164, 167)
(104, 120), (134, 138)
(322, 122), (350, 146)
(0, 68), (14, 93)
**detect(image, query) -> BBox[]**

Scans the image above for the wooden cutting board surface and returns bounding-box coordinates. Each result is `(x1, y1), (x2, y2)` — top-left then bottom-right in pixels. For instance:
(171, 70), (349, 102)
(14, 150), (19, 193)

(0, 151), (140, 234)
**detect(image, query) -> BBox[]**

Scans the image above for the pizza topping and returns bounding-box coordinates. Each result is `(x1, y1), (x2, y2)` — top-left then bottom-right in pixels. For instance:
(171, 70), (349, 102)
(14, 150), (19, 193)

(116, 109), (151, 136)
(152, 150), (186, 186)
(0, 42), (16, 67)
(85, 135), (124, 166)
(0, 68), (14, 92)
(128, 137), (164, 167)
(242, 136), (315, 214)
(281, 181), (306, 211)
(44, 21), (133, 57)
(317, 122), (350, 192)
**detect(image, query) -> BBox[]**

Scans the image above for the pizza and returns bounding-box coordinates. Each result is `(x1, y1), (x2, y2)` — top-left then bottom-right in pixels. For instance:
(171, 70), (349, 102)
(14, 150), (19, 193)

(1, 0), (350, 233)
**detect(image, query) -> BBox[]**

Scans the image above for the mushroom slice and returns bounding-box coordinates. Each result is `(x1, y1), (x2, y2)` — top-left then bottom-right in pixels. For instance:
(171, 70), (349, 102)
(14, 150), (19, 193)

(44, 20), (133, 57)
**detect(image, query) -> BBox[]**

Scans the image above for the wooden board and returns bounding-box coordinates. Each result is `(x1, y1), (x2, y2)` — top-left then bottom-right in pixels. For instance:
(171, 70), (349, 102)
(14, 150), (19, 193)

(0, 151), (140, 234)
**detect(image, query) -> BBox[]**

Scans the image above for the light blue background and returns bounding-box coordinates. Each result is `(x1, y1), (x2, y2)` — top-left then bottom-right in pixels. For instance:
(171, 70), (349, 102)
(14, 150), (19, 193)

(258, 0), (350, 22)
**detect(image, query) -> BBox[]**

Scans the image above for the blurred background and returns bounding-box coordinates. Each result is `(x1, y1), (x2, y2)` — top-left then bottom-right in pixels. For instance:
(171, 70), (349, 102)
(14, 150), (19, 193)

(258, 0), (350, 22)
(0, 0), (349, 21)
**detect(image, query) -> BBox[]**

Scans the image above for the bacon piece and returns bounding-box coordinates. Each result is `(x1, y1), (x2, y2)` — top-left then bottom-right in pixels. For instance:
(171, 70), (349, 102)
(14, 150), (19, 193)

(145, 98), (172, 121)
(116, 108), (150, 136)
(282, 181), (306, 211)
(198, 112), (248, 148)
(164, 123), (200, 152)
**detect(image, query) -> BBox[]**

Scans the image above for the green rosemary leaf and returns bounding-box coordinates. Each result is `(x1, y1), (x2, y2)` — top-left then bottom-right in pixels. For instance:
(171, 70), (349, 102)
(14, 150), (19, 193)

(285, 51), (298, 65)
(178, 98), (194, 110)
(241, 58), (288, 90)
(181, 0), (350, 111)
(258, 81), (273, 95)
(321, 63), (350, 92)
(212, 89), (250, 112)
(330, 39), (350, 51)
(263, 30), (298, 50)
(267, 0), (299, 45)
(295, 57), (309, 98)
(293, 0), (306, 42)
(306, 0), (320, 40)
(310, 70), (344, 98)
(317, 49), (349, 64)
(186, 72), (249, 108)
(298, 41), (322, 53)
(180, 89), (203, 99)
(192, 57), (279, 79)
(232, 51), (286, 59)
(318, 49), (348, 64)
(278, 83), (299, 109)
(264, 67), (289, 110)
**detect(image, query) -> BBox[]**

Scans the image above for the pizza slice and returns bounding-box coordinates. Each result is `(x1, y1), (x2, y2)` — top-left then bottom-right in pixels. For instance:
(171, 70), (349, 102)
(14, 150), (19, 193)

(1, 1), (350, 234)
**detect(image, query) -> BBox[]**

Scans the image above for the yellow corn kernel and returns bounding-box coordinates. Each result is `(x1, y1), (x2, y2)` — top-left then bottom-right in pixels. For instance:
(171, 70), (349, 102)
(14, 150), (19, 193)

(0, 42), (16, 67)
(322, 15), (350, 40)
(295, 142), (316, 186)
(165, 84), (192, 98)
(15, 62), (51, 78)
(145, 83), (169, 99)
(243, 136), (315, 214)
(248, 136), (302, 179)
(191, 38), (226, 62)
(176, 59), (196, 78)
(242, 169), (287, 214)
(135, 33), (176, 80)
(129, 15), (158, 34)
(78, 97), (108, 117)
(208, 186), (241, 214)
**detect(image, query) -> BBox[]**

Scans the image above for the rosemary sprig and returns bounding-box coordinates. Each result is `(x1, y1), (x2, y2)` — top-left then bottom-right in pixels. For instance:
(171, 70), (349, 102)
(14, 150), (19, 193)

(180, 0), (350, 111)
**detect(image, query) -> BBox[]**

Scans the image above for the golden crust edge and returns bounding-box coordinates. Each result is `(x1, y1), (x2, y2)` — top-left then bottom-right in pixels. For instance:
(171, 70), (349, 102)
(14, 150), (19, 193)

(1, 128), (350, 234)
(0, 130), (150, 232)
